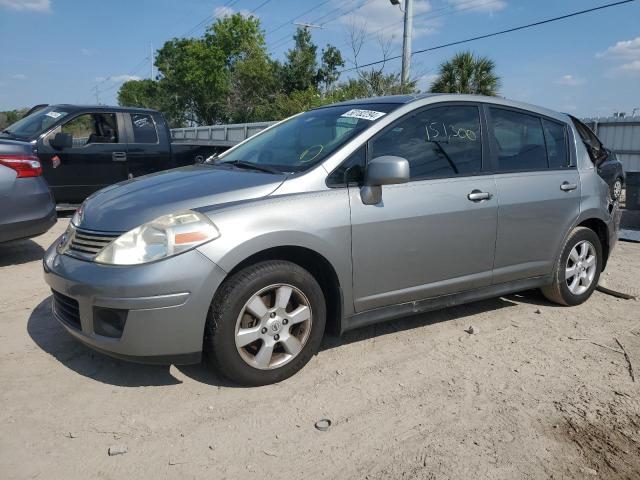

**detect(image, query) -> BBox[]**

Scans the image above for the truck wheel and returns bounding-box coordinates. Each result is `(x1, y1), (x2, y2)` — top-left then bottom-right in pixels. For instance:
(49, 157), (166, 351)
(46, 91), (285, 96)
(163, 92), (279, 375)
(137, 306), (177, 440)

(541, 227), (602, 306)
(205, 260), (326, 386)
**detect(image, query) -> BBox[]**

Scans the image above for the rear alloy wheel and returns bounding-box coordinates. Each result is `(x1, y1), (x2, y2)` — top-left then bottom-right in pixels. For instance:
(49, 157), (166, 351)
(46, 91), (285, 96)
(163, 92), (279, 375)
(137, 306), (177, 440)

(541, 227), (602, 306)
(205, 260), (325, 386)
(612, 178), (623, 201)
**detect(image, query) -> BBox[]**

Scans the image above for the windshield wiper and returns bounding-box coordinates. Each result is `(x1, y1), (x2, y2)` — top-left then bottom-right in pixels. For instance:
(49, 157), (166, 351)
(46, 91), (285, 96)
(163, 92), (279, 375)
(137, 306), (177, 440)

(220, 160), (278, 174)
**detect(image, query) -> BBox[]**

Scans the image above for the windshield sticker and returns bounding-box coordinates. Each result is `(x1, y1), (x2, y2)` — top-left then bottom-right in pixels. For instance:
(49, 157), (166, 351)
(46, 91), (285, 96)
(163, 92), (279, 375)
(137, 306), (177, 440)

(45, 111), (63, 119)
(340, 109), (386, 121)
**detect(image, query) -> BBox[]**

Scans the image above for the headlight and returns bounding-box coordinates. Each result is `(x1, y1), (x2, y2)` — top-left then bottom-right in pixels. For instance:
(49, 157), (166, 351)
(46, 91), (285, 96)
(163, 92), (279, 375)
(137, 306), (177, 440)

(94, 211), (219, 265)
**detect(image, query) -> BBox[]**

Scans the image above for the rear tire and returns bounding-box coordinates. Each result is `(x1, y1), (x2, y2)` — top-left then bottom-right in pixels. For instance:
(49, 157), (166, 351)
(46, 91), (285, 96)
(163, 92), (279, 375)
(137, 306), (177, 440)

(541, 227), (602, 306)
(204, 260), (326, 386)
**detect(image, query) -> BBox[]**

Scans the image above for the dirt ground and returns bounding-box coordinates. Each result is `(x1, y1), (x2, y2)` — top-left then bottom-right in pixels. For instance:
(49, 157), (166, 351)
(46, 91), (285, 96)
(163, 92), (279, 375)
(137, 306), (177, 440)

(1, 219), (639, 480)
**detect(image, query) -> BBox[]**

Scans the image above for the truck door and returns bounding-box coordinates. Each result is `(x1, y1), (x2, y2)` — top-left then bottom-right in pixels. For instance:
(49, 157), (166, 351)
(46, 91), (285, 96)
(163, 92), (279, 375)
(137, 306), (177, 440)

(39, 112), (129, 203)
(124, 112), (172, 178)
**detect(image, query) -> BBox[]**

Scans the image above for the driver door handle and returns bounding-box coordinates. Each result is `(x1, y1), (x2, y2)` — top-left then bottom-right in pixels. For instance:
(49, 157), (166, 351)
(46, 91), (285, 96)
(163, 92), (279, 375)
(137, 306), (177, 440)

(467, 190), (493, 202)
(112, 152), (127, 162)
(560, 181), (577, 192)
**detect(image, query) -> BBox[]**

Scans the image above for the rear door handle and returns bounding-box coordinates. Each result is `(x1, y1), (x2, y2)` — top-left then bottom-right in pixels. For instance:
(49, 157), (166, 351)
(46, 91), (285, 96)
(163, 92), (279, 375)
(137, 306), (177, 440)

(112, 152), (127, 162)
(467, 190), (493, 202)
(560, 182), (577, 192)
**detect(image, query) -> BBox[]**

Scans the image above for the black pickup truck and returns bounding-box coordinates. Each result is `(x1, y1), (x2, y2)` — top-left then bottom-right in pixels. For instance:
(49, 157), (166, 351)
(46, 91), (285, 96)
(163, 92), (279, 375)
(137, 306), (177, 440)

(0, 105), (224, 204)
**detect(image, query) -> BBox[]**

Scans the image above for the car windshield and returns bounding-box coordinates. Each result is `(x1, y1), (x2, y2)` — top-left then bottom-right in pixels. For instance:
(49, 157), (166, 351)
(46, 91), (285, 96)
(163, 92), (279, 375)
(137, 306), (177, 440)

(3, 106), (70, 139)
(216, 103), (400, 173)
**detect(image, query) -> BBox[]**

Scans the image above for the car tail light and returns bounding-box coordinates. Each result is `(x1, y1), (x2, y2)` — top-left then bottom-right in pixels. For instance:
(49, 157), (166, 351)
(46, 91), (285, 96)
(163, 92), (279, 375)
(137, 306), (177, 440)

(0, 154), (42, 178)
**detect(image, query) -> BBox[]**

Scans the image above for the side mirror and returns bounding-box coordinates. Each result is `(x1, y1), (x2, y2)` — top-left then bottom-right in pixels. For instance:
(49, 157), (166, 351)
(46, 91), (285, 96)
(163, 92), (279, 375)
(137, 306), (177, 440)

(361, 156), (410, 205)
(50, 132), (73, 150)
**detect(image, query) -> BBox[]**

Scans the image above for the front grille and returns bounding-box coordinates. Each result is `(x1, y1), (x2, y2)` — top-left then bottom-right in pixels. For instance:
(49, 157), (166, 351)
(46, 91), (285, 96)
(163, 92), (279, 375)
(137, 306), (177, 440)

(52, 290), (81, 329)
(67, 226), (118, 260)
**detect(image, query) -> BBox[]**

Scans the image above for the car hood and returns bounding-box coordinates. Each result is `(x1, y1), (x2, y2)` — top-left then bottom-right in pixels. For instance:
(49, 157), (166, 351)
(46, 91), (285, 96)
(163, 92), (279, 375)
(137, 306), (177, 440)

(78, 165), (287, 232)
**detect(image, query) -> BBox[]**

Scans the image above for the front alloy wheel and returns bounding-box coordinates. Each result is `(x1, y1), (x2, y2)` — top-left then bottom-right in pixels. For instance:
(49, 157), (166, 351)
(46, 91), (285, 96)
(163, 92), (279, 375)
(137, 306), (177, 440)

(205, 260), (326, 386)
(235, 284), (313, 370)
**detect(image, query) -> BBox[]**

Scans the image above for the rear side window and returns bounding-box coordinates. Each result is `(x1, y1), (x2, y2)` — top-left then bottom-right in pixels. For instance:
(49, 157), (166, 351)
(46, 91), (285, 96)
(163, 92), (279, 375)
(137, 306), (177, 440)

(371, 105), (483, 180)
(570, 116), (603, 164)
(490, 108), (546, 172)
(131, 114), (158, 143)
(542, 119), (569, 168)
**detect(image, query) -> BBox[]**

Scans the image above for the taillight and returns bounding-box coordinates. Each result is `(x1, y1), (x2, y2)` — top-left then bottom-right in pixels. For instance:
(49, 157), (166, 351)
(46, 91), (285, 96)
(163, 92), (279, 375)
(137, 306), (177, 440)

(0, 154), (42, 178)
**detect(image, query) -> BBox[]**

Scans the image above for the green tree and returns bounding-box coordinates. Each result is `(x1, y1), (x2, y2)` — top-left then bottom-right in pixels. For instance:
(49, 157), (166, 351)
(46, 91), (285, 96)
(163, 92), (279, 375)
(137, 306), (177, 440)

(117, 79), (161, 109)
(317, 45), (345, 93)
(429, 51), (500, 95)
(282, 28), (319, 93)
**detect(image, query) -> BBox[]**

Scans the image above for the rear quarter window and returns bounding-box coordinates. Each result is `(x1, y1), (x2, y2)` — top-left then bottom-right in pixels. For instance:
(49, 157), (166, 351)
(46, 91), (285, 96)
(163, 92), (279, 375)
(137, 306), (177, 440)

(131, 114), (158, 143)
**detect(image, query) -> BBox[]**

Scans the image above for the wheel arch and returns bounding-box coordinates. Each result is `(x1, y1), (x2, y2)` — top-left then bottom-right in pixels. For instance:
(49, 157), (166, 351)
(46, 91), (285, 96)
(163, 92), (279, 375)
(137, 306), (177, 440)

(576, 217), (610, 269)
(221, 245), (344, 336)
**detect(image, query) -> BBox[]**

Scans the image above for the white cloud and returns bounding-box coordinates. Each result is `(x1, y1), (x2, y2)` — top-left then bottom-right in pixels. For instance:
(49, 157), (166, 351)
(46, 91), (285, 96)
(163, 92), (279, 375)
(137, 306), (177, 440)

(596, 36), (640, 60)
(597, 37), (640, 78)
(0, 0), (50, 12)
(620, 59), (640, 72)
(12, 73), (27, 80)
(80, 48), (98, 57)
(555, 74), (585, 86)
(418, 73), (439, 90)
(214, 5), (252, 18)
(109, 74), (141, 83)
(338, 0), (437, 42)
(446, 0), (507, 13)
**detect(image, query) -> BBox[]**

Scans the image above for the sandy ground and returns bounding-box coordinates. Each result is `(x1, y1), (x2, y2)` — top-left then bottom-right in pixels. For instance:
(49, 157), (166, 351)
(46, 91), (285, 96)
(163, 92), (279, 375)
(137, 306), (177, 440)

(1, 219), (639, 480)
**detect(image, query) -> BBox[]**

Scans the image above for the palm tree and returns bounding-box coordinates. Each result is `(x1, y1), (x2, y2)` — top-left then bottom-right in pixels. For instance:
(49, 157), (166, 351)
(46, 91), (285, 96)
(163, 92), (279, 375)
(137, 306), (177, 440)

(429, 51), (500, 96)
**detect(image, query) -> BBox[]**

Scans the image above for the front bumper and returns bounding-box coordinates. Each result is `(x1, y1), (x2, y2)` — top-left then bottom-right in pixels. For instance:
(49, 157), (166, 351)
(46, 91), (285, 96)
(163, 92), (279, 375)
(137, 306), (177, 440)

(43, 240), (227, 364)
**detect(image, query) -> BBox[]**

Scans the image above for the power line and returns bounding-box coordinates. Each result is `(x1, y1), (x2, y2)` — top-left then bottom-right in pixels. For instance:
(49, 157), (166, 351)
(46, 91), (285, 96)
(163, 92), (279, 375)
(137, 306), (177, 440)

(250, 0), (273, 14)
(333, 0), (506, 51)
(338, 0), (638, 74)
(265, 0), (333, 36)
(270, 0), (367, 51)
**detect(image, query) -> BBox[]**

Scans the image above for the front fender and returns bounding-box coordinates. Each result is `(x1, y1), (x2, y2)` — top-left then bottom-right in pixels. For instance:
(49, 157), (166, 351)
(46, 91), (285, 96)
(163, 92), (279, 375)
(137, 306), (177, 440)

(196, 190), (355, 315)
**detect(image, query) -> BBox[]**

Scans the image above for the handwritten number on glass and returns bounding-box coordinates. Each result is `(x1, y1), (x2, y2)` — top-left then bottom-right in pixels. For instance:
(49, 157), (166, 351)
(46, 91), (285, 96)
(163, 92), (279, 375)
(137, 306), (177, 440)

(425, 122), (476, 142)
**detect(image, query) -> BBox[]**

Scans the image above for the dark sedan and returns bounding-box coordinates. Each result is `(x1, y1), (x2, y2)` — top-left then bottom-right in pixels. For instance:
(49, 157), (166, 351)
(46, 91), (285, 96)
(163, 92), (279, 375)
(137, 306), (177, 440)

(0, 140), (56, 243)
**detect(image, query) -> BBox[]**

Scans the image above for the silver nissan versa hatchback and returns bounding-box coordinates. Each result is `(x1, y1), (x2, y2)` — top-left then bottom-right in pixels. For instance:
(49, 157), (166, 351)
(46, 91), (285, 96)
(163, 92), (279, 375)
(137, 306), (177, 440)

(43, 94), (620, 385)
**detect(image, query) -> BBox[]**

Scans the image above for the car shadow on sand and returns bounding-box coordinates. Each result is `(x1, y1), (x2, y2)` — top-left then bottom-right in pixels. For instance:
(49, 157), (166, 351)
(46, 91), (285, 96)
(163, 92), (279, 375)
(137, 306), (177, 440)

(0, 239), (45, 267)
(28, 290), (550, 388)
(27, 297), (183, 387)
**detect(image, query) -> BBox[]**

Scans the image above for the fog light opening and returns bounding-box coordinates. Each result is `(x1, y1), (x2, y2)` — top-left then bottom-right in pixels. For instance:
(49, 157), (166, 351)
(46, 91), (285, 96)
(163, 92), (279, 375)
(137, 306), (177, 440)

(93, 307), (128, 338)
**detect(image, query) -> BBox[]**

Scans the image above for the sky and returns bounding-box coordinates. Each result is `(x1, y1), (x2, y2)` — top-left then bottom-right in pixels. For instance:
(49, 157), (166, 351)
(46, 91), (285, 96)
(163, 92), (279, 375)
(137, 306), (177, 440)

(0, 0), (639, 118)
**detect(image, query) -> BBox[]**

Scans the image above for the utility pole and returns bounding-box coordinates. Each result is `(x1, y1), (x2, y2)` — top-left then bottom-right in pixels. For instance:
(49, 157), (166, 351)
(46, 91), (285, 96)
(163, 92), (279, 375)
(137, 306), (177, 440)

(401, 0), (413, 87)
(390, 0), (413, 87)
(150, 43), (154, 80)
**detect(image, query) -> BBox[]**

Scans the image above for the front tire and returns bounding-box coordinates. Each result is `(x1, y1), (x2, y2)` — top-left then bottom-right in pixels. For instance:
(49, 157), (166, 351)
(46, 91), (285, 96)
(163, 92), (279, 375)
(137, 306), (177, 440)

(205, 260), (326, 386)
(541, 227), (602, 306)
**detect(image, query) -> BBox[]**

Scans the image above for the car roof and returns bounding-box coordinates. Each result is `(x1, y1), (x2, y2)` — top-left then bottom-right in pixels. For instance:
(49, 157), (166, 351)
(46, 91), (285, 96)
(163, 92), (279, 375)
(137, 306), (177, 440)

(49, 104), (158, 114)
(321, 93), (569, 123)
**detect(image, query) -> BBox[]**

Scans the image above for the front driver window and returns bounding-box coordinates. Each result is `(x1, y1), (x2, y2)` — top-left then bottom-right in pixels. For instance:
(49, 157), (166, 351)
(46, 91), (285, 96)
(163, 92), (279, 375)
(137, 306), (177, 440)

(371, 105), (483, 180)
(61, 113), (119, 147)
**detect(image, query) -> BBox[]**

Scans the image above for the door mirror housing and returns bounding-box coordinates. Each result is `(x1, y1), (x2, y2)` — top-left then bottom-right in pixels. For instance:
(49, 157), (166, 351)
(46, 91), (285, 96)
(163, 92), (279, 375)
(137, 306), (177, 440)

(361, 156), (410, 205)
(365, 156), (410, 186)
(50, 132), (73, 150)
